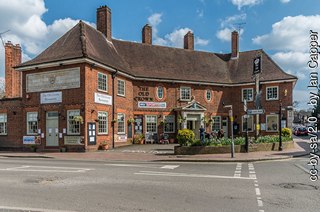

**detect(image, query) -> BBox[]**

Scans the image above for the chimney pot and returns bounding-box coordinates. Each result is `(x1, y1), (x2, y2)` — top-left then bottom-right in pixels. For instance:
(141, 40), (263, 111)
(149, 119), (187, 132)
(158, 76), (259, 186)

(184, 31), (194, 50)
(97, 5), (112, 40)
(142, 24), (152, 45)
(231, 30), (239, 58)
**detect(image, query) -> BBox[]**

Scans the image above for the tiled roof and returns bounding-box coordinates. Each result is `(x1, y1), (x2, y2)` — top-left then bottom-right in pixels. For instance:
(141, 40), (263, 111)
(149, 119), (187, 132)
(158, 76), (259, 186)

(18, 21), (297, 84)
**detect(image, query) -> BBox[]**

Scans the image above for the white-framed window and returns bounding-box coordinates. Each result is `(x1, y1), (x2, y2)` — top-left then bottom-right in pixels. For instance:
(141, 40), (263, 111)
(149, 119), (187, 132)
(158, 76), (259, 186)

(180, 87), (191, 101)
(27, 112), (38, 135)
(266, 115), (279, 132)
(266, 86), (278, 100)
(117, 113), (125, 134)
(211, 116), (221, 132)
(146, 115), (157, 133)
(242, 88), (254, 102)
(242, 115), (254, 132)
(164, 115), (175, 133)
(157, 86), (164, 99)
(206, 90), (212, 101)
(98, 72), (108, 92)
(117, 79), (125, 96)
(67, 110), (81, 135)
(98, 111), (108, 134)
(0, 114), (7, 135)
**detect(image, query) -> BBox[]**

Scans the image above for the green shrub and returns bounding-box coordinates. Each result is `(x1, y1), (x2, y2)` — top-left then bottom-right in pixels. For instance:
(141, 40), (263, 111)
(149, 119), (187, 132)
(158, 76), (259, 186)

(177, 129), (195, 146)
(234, 137), (245, 145)
(282, 128), (292, 138)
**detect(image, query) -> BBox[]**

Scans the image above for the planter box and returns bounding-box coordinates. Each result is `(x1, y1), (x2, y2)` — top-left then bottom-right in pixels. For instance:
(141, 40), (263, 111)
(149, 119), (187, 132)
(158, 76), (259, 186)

(174, 141), (294, 155)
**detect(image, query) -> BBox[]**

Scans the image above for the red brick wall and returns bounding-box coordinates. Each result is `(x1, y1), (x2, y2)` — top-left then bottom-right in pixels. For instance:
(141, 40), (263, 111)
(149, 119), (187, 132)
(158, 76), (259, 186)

(5, 42), (22, 98)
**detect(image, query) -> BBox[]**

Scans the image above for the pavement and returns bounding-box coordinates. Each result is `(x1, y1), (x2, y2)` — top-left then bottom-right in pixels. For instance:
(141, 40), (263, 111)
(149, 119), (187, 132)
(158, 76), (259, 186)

(0, 136), (311, 162)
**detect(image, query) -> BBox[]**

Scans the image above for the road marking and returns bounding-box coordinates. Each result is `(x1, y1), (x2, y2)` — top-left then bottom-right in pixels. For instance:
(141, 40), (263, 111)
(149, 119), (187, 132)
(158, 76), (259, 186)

(105, 163), (179, 170)
(161, 165), (179, 169)
(135, 171), (256, 180)
(0, 165), (91, 173)
(249, 163), (265, 212)
(295, 163), (310, 174)
(0, 205), (76, 212)
(234, 163), (242, 177)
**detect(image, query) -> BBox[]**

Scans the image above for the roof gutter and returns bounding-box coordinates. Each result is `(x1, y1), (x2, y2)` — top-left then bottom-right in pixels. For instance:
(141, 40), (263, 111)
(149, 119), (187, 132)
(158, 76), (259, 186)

(15, 58), (297, 87)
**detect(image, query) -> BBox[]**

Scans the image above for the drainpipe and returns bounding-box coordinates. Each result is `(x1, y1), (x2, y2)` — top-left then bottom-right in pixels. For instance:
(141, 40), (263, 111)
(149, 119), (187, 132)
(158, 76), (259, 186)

(111, 70), (118, 149)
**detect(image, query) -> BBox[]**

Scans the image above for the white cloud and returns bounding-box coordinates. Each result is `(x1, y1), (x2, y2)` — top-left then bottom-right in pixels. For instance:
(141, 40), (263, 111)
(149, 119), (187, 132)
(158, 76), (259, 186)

(147, 13), (209, 48)
(280, 0), (290, 3)
(231, 0), (262, 10)
(220, 13), (247, 28)
(0, 0), (95, 77)
(216, 28), (243, 42)
(196, 9), (204, 18)
(294, 89), (312, 109)
(253, 15), (320, 51)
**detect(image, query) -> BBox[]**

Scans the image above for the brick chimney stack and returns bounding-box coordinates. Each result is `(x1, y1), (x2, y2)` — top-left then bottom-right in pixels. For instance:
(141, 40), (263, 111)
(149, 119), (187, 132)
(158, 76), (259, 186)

(142, 24), (152, 45)
(5, 41), (22, 98)
(184, 31), (194, 50)
(97, 5), (112, 40)
(231, 30), (239, 59)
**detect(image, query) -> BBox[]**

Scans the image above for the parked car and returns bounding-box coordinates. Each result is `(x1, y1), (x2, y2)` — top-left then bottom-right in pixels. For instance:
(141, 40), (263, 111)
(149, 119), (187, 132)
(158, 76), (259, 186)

(293, 127), (308, 136)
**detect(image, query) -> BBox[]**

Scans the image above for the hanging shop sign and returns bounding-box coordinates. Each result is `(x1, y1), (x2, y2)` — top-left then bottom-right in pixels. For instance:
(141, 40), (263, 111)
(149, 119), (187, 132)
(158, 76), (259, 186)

(138, 101), (166, 109)
(94, 92), (112, 105)
(253, 56), (262, 75)
(40, 91), (62, 104)
(26, 68), (80, 93)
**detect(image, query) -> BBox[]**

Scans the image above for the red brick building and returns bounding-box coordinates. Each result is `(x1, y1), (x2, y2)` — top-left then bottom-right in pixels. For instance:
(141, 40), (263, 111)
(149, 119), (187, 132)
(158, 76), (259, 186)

(0, 6), (297, 151)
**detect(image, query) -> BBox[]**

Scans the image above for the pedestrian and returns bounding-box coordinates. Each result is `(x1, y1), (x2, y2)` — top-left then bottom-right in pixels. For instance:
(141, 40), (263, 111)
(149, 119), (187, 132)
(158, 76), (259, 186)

(199, 125), (205, 143)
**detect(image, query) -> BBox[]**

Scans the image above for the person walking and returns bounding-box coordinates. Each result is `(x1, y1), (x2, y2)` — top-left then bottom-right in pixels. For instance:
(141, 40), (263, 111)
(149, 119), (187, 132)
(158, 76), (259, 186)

(199, 125), (205, 143)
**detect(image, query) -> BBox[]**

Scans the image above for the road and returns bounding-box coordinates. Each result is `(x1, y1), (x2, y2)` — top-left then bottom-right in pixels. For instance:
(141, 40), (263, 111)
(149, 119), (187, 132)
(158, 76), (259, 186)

(0, 156), (319, 212)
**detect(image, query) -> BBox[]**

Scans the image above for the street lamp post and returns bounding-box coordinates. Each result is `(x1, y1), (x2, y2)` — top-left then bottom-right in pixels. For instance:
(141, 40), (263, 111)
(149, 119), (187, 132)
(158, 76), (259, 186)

(279, 102), (283, 151)
(224, 104), (235, 158)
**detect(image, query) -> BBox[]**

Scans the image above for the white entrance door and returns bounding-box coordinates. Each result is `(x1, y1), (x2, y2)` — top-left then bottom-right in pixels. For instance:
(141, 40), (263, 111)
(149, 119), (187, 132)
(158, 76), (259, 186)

(186, 114), (201, 139)
(222, 118), (228, 138)
(46, 111), (59, 147)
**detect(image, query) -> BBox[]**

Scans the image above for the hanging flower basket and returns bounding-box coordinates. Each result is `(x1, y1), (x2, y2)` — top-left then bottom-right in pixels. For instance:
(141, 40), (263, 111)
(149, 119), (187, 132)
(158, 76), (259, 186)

(73, 115), (84, 124)
(127, 118), (135, 124)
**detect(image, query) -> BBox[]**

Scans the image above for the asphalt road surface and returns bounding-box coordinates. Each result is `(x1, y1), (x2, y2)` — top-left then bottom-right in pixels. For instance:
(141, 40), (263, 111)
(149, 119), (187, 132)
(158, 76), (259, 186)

(0, 157), (318, 212)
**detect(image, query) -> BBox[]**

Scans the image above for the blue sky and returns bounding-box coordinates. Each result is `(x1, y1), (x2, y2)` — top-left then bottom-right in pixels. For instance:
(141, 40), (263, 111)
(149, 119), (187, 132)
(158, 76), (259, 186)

(0, 0), (320, 109)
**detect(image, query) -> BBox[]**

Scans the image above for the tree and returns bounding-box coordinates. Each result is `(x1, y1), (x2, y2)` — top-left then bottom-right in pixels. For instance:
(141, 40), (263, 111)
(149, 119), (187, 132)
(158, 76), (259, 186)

(0, 78), (5, 98)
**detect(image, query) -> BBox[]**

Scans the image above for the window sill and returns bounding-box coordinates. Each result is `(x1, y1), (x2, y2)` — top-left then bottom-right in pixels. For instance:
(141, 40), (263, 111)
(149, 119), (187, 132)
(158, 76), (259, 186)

(97, 89), (109, 94)
(117, 94), (126, 98)
(98, 133), (109, 135)
(266, 98), (279, 101)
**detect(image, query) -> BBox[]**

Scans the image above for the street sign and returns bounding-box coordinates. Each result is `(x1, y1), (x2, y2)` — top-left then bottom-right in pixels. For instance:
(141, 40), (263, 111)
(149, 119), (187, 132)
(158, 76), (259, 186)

(247, 109), (265, 115)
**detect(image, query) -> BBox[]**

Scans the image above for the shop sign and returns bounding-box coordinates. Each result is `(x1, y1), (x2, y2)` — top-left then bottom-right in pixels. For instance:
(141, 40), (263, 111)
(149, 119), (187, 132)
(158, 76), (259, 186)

(23, 136), (40, 145)
(23, 136), (35, 144)
(40, 92), (62, 104)
(95, 92), (112, 105)
(138, 101), (166, 109)
(26, 68), (80, 92)
(134, 87), (153, 101)
(64, 136), (82, 145)
(118, 135), (127, 142)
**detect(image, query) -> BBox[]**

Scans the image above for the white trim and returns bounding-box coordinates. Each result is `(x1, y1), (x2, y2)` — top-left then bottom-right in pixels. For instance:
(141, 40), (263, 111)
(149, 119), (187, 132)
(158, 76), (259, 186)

(26, 112), (38, 135)
(0, 113), (7, 135)
(241, 88), (254, 102)
(15, 58), (296, 87)
(117, 113), (126, 135)
(145, 115), (157, 133)
(117, 79), (126, 97)
(206, 89), (212, 102)
(67, 110), (81, 135)
(157, 86), (164, 100)
(164, 115), (175, 133)
(180, 87), (191, 101)
(266, 114), (279, 132)
(211, 116), (221, 131)
(97, 111), (108, 135)
(97, 72), (108, 93)
(266, 86), (279, 101)
(242, 115), (254, 132)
